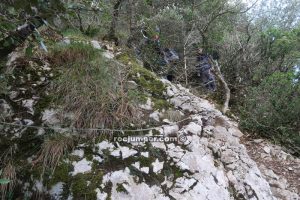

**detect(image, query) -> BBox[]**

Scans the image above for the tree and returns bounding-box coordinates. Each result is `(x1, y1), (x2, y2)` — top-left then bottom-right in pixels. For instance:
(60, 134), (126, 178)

(240, 72), (300, 153)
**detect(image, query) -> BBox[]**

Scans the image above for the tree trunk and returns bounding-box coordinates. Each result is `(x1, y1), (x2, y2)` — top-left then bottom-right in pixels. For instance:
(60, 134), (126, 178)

(0, 16), (44, 59)
(103, 0), (124, 45)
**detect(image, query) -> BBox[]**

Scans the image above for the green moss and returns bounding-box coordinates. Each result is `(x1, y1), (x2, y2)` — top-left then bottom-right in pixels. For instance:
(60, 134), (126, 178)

(31, 165), (44, 180)
(116, 183), (129, 194)
(34, 94), (54, 114)
(71, 171), (103, 200)
(152, 129), (160, 136)
(84, 147), (94, 161)
(152, 98), (172, 111)
(72, 174), (97, 200)
(103, 181), (112, 199)
(173, 166), (184, 179)
(118, 53), (173, 112)
(139, 157), (155, 167)
(62, 28), (92, 41)
(161, 163), (184, 180)
(117, 53), (166, 97)
(49, 162), (71, 186)
(127, 89), (148, 104)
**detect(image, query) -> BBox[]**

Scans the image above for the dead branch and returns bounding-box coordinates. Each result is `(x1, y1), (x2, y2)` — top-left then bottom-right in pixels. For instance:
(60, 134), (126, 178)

(210, 57), (231, 114)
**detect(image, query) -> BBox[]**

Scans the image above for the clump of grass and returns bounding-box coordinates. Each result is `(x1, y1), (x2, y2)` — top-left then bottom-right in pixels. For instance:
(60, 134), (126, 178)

(0, 162), (16, 200)
(50, 43), (139, 133)
(33, 134), (74, 175)
(50, 43), (99, 65)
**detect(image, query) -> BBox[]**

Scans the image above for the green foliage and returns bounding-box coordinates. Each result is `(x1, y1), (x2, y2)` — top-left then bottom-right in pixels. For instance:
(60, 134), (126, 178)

(262, 27), (300, 60)
(240, 72), (300, 152)
(71, 173), (102, 200)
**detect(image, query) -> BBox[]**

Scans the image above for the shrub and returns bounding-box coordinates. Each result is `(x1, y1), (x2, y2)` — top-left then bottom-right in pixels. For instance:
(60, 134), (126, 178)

(240, 72), (300, 154)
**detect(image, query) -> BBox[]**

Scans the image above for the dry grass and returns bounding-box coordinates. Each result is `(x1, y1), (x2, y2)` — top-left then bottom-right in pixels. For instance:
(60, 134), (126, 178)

(0, 162), (16, 200)
(50, 43), (140, 134)
(33, 134), (74, 175)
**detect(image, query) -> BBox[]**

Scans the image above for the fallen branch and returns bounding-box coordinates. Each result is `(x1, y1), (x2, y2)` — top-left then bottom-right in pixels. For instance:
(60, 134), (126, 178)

(210, 57), (231, 114)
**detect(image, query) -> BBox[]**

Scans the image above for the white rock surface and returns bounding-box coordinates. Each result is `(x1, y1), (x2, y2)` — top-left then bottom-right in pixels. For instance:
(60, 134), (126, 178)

(185, 122), (202, 135)
(152, 159), (164, 173)
(139, 97), (153, 110)
(149, 111), (161, 122)
(95, 188), (108, 200)
(103, 168), (169, 200)
(72, 158), (92, 175)
(103, 51), (115, 59)
(49, 182), (64, 200)
(42, 109), (60, 125)
(71, 149), (84, 158)
(91, 40), (102, 49)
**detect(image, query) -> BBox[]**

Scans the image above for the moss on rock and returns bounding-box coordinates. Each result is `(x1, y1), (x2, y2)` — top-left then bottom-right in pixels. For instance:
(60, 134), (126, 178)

(71, 170), (103, 200)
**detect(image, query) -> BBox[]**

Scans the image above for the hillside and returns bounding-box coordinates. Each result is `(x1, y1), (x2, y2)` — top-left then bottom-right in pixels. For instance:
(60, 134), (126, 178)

(0, 38), (299, 200)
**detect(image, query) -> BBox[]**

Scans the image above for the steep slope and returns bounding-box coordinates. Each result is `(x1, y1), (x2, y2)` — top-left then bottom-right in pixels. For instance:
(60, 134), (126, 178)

(0, 39), (299, 200)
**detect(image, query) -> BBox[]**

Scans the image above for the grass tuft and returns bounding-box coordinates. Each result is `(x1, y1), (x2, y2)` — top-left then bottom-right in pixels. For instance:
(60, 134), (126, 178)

(33, 134), (74, 175)
(0, 162), (16, 200)
(50, 44), (139, 133)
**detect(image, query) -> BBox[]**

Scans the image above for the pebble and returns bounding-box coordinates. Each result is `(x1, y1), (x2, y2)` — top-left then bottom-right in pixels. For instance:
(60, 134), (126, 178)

(263, 146), (271, 154)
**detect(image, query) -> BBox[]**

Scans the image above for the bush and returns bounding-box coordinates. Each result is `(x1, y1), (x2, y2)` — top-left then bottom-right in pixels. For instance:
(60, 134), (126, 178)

(240, 72), (300, 154)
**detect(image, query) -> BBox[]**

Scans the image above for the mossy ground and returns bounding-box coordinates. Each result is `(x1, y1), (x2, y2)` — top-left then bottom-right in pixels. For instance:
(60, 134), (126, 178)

(117, 52), (173, 111)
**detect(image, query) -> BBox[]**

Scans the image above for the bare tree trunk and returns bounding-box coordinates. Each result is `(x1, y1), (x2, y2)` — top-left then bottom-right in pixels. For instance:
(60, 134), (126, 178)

(0, 16), (44, 59)
(183, 23), (195, 86)
(183, 46), (188, 85)
(103, 0), (124, 45)
(211, 58), (231, 114)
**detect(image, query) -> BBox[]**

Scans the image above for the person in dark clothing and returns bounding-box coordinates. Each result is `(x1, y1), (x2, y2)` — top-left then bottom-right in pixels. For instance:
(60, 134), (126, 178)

(196, 48), (216, 91)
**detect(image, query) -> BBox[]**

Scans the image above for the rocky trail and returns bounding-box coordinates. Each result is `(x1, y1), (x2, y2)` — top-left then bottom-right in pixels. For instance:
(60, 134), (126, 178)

(0, 39), (299, 200)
